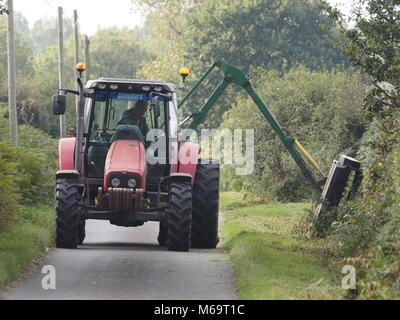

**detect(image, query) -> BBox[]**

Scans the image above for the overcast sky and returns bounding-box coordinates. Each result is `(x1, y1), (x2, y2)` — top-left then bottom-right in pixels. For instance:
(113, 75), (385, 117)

(14, 0), (144, 35)
(13, 0), (353, 36)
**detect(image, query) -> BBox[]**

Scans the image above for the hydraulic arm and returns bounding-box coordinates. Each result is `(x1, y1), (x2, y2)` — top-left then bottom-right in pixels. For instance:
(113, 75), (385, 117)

(178, 61), (325, 191)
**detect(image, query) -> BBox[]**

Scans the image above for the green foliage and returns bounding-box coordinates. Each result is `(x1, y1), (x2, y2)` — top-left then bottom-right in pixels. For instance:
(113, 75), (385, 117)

(0, 16), (50, 133)
(0, 16), (34, 76)
(30, 16), (73, 53)
(321, 0), (400, 115)
(90, 28), (152, 79)
(134, 0), (348, 128)
(31, 40), (77, 136)
(329, 139), (400, 299)
(185, 0), (346, 73)
(0, 142), (20, 228)
(320, 0), (400, 299)
(220, 67), (366, 201)
(0, 204), (54, 288)
(0, 106), (57, 228)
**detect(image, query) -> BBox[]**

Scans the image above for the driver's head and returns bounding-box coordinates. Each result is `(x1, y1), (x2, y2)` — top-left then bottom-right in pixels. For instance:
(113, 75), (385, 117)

(134, 100), (147, 116)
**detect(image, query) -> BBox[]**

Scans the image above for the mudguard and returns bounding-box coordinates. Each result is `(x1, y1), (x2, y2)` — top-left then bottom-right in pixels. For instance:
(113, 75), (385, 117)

(175, 142), (200, 185)
(59, 138), (75, 170)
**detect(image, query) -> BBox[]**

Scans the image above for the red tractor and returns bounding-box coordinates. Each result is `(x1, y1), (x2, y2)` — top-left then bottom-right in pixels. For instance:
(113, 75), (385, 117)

(52, 64), (219, 251)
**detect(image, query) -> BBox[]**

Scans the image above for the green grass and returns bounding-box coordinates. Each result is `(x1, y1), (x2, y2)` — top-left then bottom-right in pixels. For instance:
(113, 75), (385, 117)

(0, 204), (54, 288)
(220, 192), (341, 300)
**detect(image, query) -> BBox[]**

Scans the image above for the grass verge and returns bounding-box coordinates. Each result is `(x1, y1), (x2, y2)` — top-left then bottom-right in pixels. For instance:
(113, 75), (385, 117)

(0, 204), (54, 288)
(220, 192), (342, 299)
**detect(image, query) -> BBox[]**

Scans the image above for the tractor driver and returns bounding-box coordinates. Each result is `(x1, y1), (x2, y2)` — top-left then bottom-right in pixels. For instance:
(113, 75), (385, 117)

(119, 99), (150, 137)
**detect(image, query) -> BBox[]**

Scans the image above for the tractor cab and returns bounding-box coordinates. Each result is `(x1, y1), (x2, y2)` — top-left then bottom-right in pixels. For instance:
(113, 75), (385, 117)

(82, 78), (178, 193)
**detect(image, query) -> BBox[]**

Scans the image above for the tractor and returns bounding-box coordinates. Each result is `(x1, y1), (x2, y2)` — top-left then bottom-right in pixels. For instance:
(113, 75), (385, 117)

(52, 62), (362, 252)
(52, 63), (219, 251)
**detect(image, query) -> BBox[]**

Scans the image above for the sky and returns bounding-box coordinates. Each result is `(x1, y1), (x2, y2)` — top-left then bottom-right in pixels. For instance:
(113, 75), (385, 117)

(13, 0), (353, 36)
(14, 0), (144, 35)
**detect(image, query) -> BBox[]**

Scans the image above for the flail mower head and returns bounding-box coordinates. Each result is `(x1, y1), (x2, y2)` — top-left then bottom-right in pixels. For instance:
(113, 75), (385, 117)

(313, 155), (363, 234)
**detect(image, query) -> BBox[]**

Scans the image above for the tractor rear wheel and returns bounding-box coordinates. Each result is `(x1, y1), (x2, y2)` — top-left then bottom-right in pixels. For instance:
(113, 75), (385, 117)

(191, 159), (220, 248)
(55, 179), (79, 249)
(166, 181), (192, 251)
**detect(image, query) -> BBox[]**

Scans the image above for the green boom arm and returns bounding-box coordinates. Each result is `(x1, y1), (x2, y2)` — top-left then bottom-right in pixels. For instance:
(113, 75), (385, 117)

(178, 61), (325, 191)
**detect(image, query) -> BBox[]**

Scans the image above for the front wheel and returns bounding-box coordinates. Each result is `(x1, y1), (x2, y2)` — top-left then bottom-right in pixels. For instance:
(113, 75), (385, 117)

(55, 179), (79, 249)
(166, 181), (192, 252)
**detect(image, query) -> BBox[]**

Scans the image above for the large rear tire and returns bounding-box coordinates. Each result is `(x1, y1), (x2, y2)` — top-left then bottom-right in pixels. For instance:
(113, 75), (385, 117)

(55, 179), (79, 249)
(191, 159), (220, 248)
(166, 181), (192, 252)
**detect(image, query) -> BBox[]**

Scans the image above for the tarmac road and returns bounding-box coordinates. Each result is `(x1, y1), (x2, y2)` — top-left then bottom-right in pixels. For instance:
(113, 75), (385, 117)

(1, 219), (236, 300)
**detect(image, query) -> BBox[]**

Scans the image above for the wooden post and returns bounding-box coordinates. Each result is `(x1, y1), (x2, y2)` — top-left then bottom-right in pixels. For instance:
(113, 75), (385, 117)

(7, 0), (18, 145)
(73, 9), (79, 114)
(58, 7), (66, 138)
(84, 35), (90, 83)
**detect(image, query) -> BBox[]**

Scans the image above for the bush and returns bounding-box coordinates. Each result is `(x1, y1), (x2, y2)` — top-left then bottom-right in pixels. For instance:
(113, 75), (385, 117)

(0, 143), (20, 228)
(328, 124), (400, 299)
(220, 67), (367, 201)
(0, 106), (57, 228)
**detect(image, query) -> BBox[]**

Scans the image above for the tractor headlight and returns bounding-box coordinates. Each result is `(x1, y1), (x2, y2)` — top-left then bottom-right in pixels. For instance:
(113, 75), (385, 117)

(108, 173), (141, 188)
(142, 85), (151, 92)
(154, 85), (163, 92)
(110, 84), (119, 90)
(127, 179), (137, 188)
(97, 83), (107, 90)
(111, 178), (121, 187)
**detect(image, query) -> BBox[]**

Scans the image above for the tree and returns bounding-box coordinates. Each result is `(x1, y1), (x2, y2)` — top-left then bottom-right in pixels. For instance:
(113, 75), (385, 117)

(134, 0), (349, 128)
(30, 16), (74, 53)
(0, 16), (34, 76)
(321, 0), (400, 117)
(89, 28), (152, 79)
(184, 0), (347, 74)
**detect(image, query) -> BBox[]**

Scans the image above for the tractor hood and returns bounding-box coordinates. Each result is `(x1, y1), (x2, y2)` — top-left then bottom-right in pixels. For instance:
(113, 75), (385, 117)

(103, 140), (146, 191)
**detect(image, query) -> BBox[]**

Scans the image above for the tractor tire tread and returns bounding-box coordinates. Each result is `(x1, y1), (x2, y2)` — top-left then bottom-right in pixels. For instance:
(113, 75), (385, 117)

(55, 179), (79, 249)
(191, 160), (220, 248)
(166, 182), (192, 252)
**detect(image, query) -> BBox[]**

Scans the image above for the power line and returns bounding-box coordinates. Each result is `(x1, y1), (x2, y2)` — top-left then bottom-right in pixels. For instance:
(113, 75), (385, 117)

(43, 0), (57, 10)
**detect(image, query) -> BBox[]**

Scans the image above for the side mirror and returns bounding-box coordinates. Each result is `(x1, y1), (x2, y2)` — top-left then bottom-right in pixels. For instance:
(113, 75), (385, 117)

(151, 96), (161, 118)
(52, 94), (66, 115)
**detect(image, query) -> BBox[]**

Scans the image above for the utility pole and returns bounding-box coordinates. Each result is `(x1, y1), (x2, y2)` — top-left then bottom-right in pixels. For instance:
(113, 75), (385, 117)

(73, 9), (79, 114)
(58, 7), (66, 138)
(84, 35), (90, 83)
(7, 0), (18, 145)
